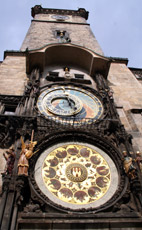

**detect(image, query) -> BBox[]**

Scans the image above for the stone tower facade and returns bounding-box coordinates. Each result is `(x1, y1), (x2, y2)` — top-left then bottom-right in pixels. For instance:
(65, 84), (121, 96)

(0, 5), (142, 230)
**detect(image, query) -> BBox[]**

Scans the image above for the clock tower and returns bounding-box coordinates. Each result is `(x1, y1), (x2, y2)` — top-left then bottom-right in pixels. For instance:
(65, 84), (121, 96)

(0, 5), (142, 230)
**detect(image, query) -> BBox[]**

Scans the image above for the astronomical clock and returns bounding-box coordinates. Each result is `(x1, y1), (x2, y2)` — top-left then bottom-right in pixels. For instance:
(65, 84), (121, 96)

(34, 141), (119, 212)
(1, 5), (142, 230)
(32, 79), (124, 213)
(37, 85), (103, 123)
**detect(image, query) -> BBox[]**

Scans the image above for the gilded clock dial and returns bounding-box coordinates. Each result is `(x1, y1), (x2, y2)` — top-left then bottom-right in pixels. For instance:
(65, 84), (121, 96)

(42, 144), (110, 205)
(35, 142), (119, 210)
(37, 86), (103, 122)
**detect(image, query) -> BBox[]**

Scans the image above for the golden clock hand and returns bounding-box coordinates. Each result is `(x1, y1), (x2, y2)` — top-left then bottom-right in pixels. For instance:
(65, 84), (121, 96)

(60, 88), (73, 109)
(61, 86), (65, 93)
(65, 95), (77, 111)
(61, 86), (73, 108)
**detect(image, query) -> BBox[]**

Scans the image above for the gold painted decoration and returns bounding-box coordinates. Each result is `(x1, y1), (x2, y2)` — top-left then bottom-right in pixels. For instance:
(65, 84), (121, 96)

(42, 144), (111, 205)
(66, 163), (88, 182)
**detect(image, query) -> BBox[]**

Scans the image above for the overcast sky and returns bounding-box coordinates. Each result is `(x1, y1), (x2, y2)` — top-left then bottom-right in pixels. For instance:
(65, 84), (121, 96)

(0, 0), (142, 68)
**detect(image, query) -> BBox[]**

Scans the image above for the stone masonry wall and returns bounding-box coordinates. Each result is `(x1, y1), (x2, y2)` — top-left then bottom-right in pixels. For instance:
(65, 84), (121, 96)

(34, 14), (87, 24)
(0, 56), (27, 95)
(108, 63), (142, 152)
(21, 14), (103, 56)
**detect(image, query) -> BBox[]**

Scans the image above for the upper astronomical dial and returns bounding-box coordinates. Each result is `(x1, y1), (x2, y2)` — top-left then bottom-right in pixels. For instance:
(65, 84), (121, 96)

(37, 86), (103, 123)
(44, 91), (82, 116)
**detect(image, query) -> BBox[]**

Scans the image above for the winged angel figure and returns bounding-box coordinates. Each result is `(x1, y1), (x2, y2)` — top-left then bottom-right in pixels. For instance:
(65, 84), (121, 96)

(18, 131), (37, 176)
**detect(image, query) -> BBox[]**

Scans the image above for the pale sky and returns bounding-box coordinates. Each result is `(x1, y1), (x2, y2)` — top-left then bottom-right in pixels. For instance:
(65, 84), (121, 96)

(0, 0), (142, 68)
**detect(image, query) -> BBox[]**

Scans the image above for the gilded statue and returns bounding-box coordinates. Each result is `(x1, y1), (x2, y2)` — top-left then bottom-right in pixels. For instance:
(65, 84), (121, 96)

(58, 31), (71, 43)
(18, 131), (37, 176)
(64, 67), (72, 78)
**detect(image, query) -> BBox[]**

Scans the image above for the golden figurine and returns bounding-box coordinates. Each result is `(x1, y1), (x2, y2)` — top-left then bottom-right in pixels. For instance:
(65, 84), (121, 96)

(18, 130), (37, 176)
(58, 31), (71, 43)
(64, 67), (72, 78)
(60, 31), (64, 38)
(58, 31), (66, 43)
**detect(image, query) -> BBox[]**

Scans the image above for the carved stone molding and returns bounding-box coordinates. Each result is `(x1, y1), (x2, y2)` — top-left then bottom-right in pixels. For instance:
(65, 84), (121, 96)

(0, 115), (37, 148)
(0, 95), (22, 104)
(31, 5), (89, 20)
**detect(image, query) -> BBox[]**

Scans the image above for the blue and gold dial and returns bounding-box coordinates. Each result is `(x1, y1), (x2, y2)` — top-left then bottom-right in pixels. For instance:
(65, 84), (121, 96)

(37, 86), (103, 122)
(44, 91), (82, 116)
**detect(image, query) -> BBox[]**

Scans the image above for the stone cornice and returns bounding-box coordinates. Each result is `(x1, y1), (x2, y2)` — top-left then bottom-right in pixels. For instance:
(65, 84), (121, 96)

(4, 50), (26, 59)
(31, 5), (89, 20)
(32, 19), (90, 26)
(109, 57), (128, 65)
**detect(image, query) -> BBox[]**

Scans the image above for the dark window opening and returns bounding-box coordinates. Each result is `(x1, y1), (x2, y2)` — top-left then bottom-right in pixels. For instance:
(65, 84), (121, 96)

(75, 74), (84, 79)
(48, 71), (59, 77)
(131, 108), (142, 114)
(46, 72), (59, 81)
(4, 106), (16, 115)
